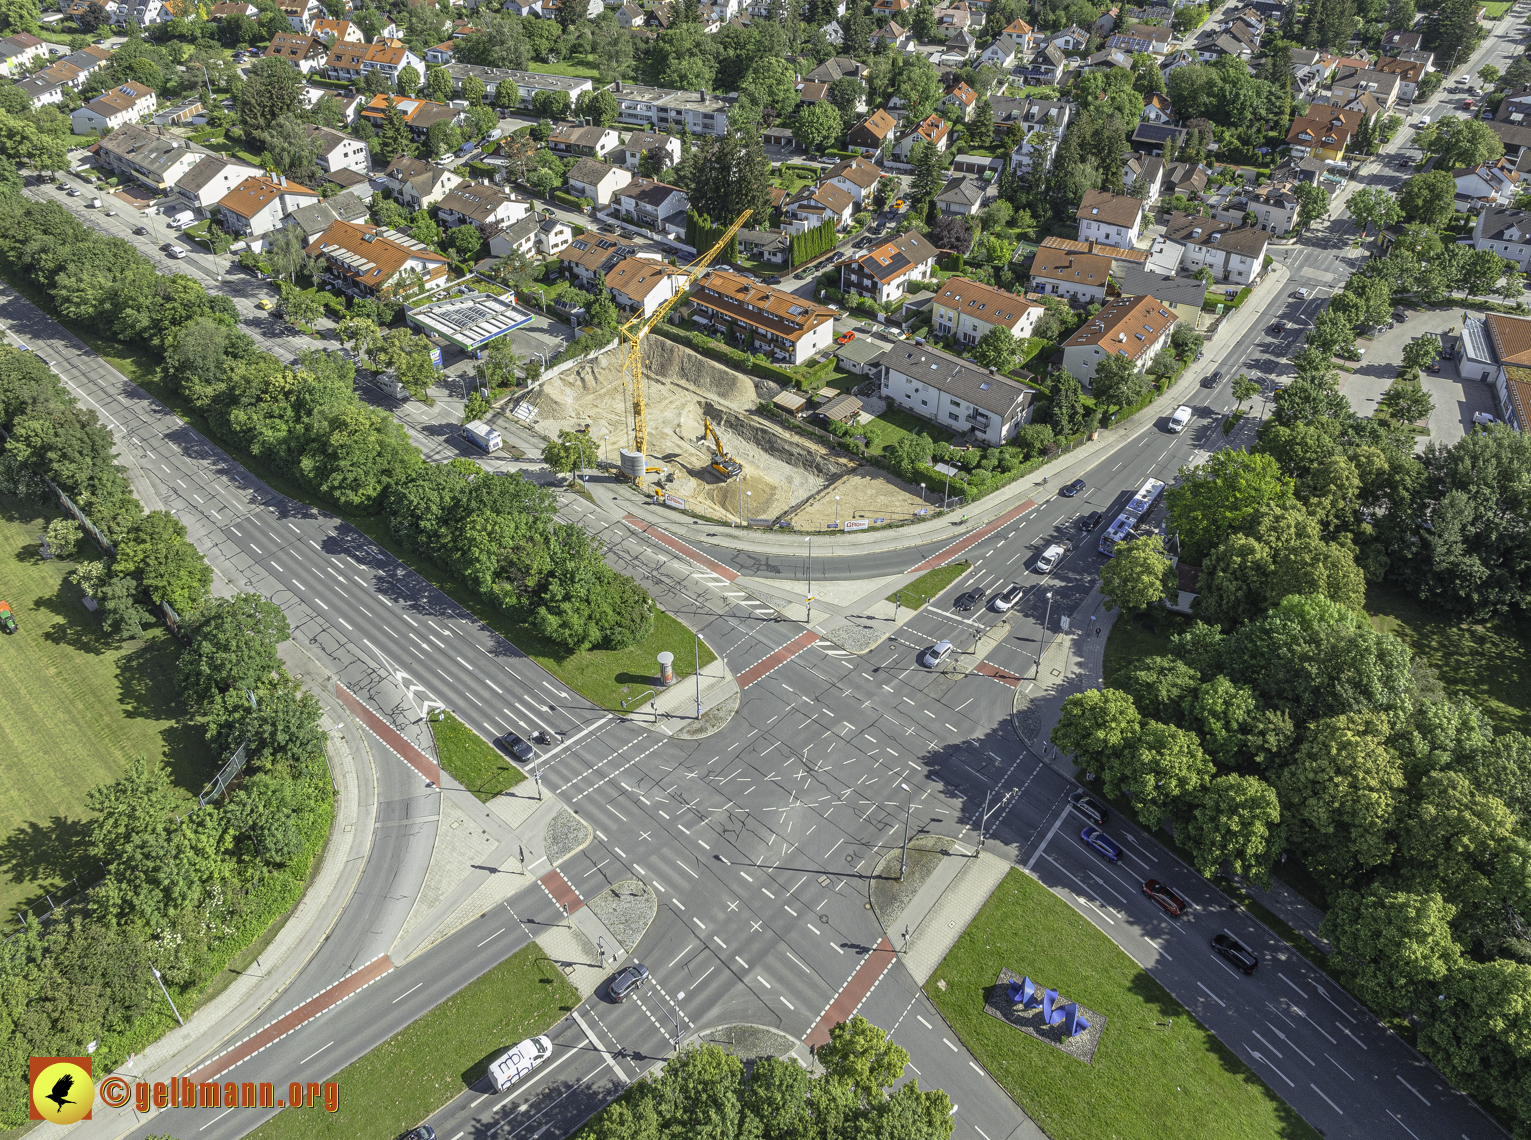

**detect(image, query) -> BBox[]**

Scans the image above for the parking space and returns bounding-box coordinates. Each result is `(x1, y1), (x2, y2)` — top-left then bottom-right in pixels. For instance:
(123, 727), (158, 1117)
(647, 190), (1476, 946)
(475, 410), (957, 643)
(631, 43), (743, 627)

(1423, 372), (1499, 447)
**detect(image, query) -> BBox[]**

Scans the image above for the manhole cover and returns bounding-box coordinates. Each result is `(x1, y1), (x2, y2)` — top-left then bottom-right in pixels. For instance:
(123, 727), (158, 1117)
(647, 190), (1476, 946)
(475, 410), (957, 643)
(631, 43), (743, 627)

(864, 902), (872, 909)
(820, 913), (829, 923)
(845, 853), (855, 863)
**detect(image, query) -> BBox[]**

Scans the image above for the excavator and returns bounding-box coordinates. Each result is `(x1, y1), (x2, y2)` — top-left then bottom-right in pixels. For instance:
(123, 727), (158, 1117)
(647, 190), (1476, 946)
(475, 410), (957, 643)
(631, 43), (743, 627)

(615, 209), (753, 497)
(703, 417), (743, 479)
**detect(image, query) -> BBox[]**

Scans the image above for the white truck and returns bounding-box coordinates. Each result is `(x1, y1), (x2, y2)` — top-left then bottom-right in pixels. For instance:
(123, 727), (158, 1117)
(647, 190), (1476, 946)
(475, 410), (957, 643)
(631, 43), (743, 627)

(489, 1036), (552, 1092)
(1168, 405), (1193, 433)
(464, 420), (502, 452)
(88, 196), (102, 209)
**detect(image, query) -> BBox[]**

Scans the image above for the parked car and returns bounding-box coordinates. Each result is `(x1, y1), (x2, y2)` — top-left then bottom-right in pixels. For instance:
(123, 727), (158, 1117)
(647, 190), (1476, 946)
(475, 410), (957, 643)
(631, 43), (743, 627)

(1080, 825), (1122, 862)
(920, 640), (955, 668)
(1429, 361), (1442, 373)
(402, 1128), (436, 1140)
(992, 583), (1023, 612)
(954, 588), (987, 611)
(495, 731), (535, 761)
(1141, 879), (1186, 917)
(1078, 510), (1103, 532)
(1213, 933), (1259, 974)
(1059, 478), (1086, 497)
(1035, 543), (1066, 573)
(1474, 411), (1498, 425)
(1295, 287), (1310, 299)
(1068, 790), (1106, 825)
(764, 275), (782, 284)
(608, 962), (650, 1002)
(1393, 310), (1409, 323)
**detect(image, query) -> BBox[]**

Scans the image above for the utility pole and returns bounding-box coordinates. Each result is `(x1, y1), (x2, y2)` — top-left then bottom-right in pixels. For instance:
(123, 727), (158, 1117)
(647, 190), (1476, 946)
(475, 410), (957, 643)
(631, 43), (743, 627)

(1034, 590), (1053, 680)
(899, 782), (913, 881)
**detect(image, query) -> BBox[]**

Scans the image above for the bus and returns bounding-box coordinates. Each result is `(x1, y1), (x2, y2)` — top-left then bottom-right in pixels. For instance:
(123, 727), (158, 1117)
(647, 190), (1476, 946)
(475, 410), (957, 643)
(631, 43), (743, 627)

(1098, 477), (1166, 557)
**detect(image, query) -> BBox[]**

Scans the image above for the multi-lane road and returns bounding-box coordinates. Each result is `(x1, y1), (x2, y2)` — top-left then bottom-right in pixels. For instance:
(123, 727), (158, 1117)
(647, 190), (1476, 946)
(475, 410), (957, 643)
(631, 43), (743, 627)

(13, 20), (1531, 1139)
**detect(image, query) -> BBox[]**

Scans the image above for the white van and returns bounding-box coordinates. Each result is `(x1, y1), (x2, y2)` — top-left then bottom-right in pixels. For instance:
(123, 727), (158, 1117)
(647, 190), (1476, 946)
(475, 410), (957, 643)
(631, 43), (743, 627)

(1035, 543), (1066, 573)
(1168, 405), (1193, 433)
(488, 1036), (552, 1093)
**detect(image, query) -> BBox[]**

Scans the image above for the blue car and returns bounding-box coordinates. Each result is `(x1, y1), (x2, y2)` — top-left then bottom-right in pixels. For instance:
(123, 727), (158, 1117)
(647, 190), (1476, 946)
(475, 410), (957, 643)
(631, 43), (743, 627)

(1081, 825), (1122, 862)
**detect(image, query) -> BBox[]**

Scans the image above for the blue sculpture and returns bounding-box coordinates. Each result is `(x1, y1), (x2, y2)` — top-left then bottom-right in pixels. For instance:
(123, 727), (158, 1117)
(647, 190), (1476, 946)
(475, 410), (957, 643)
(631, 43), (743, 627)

(1008, 975), (1090, 1037)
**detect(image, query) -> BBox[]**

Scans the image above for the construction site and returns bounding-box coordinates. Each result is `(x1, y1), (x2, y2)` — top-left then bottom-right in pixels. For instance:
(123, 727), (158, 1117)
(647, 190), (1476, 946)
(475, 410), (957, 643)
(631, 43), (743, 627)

(526, 335), (931, 527)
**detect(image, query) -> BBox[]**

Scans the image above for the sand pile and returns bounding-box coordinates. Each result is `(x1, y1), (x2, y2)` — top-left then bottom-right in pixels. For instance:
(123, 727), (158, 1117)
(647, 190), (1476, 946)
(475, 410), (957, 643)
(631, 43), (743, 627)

(532, 336), (862, 521)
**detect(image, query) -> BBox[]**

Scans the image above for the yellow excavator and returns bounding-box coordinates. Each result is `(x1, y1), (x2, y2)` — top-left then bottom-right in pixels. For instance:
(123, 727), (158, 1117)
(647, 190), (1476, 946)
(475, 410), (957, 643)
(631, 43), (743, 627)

(615, 209), (753, 496)
(703, 417), (743, 479)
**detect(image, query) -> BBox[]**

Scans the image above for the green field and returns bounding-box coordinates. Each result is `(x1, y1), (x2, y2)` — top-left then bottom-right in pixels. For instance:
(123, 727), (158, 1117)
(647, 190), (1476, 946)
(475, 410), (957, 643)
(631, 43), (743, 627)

(1366, 585), (1531, 735)
(428, 710), (527, 802)
(858, 405), (959, 456)
(1484, 1), (1512, 16)
(1100, 606), (1193, 691)
(0, 498), (212, 922)
(926, 869), (1320, 1140)
(245, 943), (578, 1140)
(888, 561), (971, 610)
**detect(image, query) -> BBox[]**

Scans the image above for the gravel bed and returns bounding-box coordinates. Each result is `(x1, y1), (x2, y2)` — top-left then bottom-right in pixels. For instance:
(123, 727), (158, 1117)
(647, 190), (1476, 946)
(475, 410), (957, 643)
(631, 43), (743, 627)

(984, 966), (1105, 1064)
(672, 689), (740, 740)
(697, 1024), (797, 1060)
(586, 879), (657, 953)
(870, 835), (955, 927)
(823, 622), (884, 653)
(545, 807), (590, 867)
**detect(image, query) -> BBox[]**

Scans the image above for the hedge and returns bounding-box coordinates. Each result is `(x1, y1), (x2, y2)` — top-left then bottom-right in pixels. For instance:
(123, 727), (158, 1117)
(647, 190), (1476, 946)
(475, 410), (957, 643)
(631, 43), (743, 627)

(548, 327), (617, 366)
(552, 189), (585, 209)
(653, 323), (799, 385)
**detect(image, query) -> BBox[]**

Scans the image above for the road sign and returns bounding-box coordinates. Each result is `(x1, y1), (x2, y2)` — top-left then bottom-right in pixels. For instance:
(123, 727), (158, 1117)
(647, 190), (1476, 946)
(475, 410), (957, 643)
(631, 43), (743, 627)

(1060, 616), (1070, 631)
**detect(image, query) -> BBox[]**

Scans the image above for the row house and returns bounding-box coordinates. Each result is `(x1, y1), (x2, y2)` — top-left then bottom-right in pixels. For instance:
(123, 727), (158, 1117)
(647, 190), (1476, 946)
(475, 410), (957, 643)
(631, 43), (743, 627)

(609, 79), (730, 136)
(92, 123), (209, 191)
(1160, 212), (1270, 284)
(436, 182), (529, 230)
(1076, 189), (1145, 247)
(487, 211), (573, 260)
(442, 63), (592, 107)
(615, 177), (689, 230)
(604, 255), (685, 318)
(69, 81), (155, 134)
(689, 270), (836, 366)
(1029, 248), (1112, 304)
(326, 38), (424, 85)
(565, 157), (631, 206)
(890, 112), (951, 163)
(264, 31), (329, 74)
(930, 277), (1042, 346)
(0, 32), (46, 77)
(172, 153), (260, 212)
(618, 129), (682, 172)
(557, 234), (636, 290)
(306, 220), (449, 297)
(383, 154), (463, 208)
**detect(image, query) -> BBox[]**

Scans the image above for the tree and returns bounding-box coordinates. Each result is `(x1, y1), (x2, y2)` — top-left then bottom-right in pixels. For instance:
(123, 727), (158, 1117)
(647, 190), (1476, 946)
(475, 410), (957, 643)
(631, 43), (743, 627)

(1231, 375), (1260, 406)
(1273, 711), (1403, 877)
(929, 214), (972, 255)
(1347, 185), (1403, 236)
(1049, 373), (1085, 438)
(96, 574), (152, 642)
(886, 430), (933, 482)
(1293, 181), (1329, 229)
(1377, 381), (1434, 423)
(112, 510), (212, 615)
(795, 98), (842, 152)
(1400, 169), (1457, 224)
(280, 286), (323, 327)
(1179, 774), (1281, 883)
(531, 88), (571, 119)
(0, 0), (41, 35)
(909, 138), (943, 214)
(1164, 448), (1296, 563)
(542, 429), (599, 477)
(971, 325), (1017, 372)
(827, 75), (865, 124)
(741, 56), (798, 119)
(1100, 534), (1176, 613)
(1088, 354), (1148, 420)
(817, 1015), (910, 1104)
(370, 326), (438, 400)
(473, 336), (519, 391)
(1402, 337), (1439, 373)
(574, 88), (619, 127)
(1420, 115), (1504, 169)
(239, 55), (303, 134)
(1105, 719), (1213, 829)
(1050, 688), (1141, 775)
(1321, 886), (1461, 1018)
(176, 593), (291, 711)
(378, 96), (415, 160)
(446, 224), (482, 260)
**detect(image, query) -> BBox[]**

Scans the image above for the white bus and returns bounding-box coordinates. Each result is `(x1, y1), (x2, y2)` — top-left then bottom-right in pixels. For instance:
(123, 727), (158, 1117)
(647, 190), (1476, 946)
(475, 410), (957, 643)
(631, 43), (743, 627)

(1098, 477), (1166, 557)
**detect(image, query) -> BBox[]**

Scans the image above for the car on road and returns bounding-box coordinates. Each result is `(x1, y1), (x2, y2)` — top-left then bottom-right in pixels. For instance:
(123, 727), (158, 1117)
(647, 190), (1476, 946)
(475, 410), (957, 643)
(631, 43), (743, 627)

(1078, 510), (1103, 532)
(67, 187), (80, 196)
(402, 1128), (436, 1140)
(1142, 879), (1187, 917)
(608, 962), (649, 1002)
(495, 731), (535, 761)
(133, 225), (149, 235)
(167, 247), (186, 259)
(1212, 933), (1259, 974)
(1059, 478), (1086, 497)
(992, 583), (1023, 612)
(920, 640), (955, 668)
(855, 235), (873, 248)
(488, 1036), (553, 1092)
(1068, 790), (1107, 825)
(954, 587), (987, 611)
(1035, 543), (1066, 572)
(1295, 287), (1310, 299)
(256, 298), (274, 310)
(1080, 825), (1122, 862)
(1208, 370), (1223, 384)
(1267, 322), (1287, 334)
(103, 207), (116, 216)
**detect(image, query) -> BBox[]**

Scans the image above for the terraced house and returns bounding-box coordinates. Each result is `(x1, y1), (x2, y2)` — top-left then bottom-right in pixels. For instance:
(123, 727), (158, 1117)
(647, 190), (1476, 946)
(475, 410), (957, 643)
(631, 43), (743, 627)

(305, 220), (449, 297)
(688, 270), (836, 365)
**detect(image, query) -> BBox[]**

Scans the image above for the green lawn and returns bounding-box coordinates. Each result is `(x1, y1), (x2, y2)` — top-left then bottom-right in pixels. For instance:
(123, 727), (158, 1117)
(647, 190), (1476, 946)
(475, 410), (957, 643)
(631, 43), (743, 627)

(888, 561), (970, 610)
(1484, 1), (1512, 15)
(244, 943), (578, 1140)
(1366, 584), (1531, 735)
(428, 710), (526, 802)
(0, 498), (212, 922)
(858, 406), (959, 456)
(926, 869), (1321, 1140)
(524, 58), (601, 79)
(1100, 607), (1194, 692)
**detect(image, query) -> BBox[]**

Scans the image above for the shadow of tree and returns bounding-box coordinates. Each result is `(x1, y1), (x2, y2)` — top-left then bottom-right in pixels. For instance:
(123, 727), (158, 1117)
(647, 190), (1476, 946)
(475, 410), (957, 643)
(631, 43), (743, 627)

(0, 814), (93, 913)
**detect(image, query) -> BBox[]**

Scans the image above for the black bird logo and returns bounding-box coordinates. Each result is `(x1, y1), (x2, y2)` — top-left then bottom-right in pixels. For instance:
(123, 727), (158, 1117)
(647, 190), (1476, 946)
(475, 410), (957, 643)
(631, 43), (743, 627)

(44, 1073), (77, 1114)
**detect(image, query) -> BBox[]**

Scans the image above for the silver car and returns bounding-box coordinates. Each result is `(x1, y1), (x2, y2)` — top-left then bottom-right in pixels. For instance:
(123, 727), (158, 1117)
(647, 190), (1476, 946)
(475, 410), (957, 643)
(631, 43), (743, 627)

(921, 640), (954, 668)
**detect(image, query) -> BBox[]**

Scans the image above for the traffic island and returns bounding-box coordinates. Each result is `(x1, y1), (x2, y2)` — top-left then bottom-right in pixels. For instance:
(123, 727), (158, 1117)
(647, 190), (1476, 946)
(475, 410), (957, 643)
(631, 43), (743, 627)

(585, 878), (657, 955)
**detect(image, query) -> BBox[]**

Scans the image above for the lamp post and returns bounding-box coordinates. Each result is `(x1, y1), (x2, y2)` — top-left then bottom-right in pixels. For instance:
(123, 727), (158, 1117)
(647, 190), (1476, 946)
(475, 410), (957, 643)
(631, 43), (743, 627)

(694, 633), (702, 720)
(745, 490), (751, 527)
(919, 482), (925, 504)
(150, 965), (184, 1026)
(603, 434), (609, 465)
(804, 535), (814, 625)
(942, 464), (951, 508)
(1034, 590), (1054, 680)
(834, 494), (840, 526)
(899, 782), (913, 881)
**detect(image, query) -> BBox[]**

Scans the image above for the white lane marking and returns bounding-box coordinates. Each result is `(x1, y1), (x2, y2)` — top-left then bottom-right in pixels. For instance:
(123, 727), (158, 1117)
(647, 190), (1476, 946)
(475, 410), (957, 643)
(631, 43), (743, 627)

(1197, 981), (1226, 1007)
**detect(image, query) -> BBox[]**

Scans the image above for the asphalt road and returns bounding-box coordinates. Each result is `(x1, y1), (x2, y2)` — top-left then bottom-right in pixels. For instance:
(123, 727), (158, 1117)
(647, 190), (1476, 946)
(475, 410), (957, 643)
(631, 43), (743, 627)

(13, 28), (1530, 1138)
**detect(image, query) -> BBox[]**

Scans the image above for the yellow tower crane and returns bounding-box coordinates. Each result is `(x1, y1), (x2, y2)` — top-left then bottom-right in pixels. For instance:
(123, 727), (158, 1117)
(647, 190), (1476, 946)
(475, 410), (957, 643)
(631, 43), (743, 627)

(616, 209), (752, 493)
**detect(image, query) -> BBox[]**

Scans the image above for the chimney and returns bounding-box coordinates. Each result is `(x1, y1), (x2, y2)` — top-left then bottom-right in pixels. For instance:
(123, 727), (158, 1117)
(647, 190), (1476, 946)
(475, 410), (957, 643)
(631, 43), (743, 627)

(700, 89), (707, 101)
(614, 79), (622, 91)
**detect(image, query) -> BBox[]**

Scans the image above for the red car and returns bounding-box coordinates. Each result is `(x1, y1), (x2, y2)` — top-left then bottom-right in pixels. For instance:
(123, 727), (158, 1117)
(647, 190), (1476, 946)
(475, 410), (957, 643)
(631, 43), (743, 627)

(836, 330), (856, 345)
(1142, 879), (1186, 917)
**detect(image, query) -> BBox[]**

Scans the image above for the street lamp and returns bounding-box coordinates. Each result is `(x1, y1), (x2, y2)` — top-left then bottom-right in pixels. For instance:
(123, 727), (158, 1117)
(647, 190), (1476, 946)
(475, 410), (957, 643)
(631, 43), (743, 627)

(1034, 590), (1054, 680)
(149, 965), (184, 1026)
(694, 633), (702, 720)
(899, 782), (913, 881)
(919, 482), (926, 504)
(804, 535), (814, 624)
(834, 494), (840, 526)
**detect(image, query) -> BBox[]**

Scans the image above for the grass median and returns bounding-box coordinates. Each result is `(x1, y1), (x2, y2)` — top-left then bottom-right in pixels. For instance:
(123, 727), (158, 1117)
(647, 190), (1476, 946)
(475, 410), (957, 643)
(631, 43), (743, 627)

(246, 943), (578, 1140)
(925, 869), (1320, 1140)
(887, 561), (970, 611)
(427, 710), (527, 802)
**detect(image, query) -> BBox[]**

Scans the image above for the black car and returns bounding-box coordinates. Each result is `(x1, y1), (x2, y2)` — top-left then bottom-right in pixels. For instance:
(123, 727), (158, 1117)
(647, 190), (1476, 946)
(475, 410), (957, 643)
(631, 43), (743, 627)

(954, 588), (987, 611)
(1059, 478), (1086, 497)
(1078, 510), (1103, 532)
(402, 1128), (436, 1140)
(763, 275), (782, 284)
(496, 732), (535, 762)
(133, 225), (149, 235)
(608, 962), (649, 1002)
(1393, 310), (1410, 323)
(1267, 322), (1287, 335)
(1213, 933), (1259, 974)
(1068, 790), (1107, 825)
